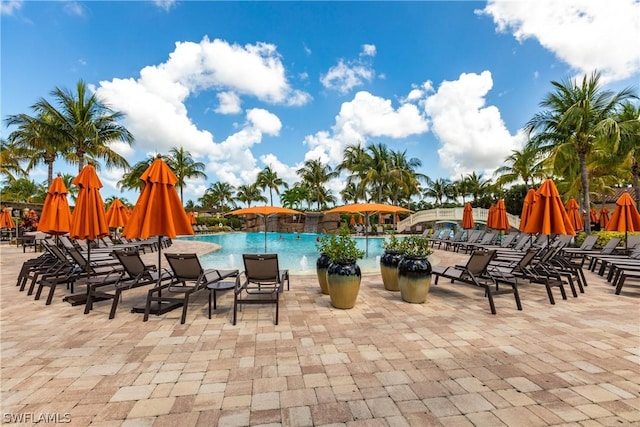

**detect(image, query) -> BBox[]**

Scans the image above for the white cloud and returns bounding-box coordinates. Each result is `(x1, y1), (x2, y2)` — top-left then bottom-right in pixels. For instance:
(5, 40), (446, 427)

(303, 91), (429, 166)
(152, 0), (176, 11)
(424, 71), (525, 178)
(320, 45), (377, 94)
(215, 91), (241, 114)
(64, 1), (86, 17)
(479, 0), (640, 82)
(246, 108), (281, 136)
(1, 0), (23, 15)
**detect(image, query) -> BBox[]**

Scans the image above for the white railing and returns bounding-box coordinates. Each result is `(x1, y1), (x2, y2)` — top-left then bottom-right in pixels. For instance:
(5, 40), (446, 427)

(397, 208), (520, 232)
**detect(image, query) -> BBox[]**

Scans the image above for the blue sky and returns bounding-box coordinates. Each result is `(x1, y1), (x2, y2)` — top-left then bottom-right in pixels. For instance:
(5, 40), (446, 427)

(2, 0), (639, 206)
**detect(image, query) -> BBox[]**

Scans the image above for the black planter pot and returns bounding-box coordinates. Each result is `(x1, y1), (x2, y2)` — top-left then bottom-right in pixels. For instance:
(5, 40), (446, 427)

(316, 253), (331, 295)
(326, 260), (361, 309)
(380, 251), (404, 291)
(398, 256), (432, 303)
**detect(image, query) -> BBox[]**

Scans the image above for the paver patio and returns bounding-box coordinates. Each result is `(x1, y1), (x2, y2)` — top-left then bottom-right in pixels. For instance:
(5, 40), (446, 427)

(1, 239), (638, 426)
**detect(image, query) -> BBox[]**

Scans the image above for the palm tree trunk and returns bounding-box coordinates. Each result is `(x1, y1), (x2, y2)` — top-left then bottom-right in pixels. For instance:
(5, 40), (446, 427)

(633, 161), (640, 211)
(580, 153), (591, 234)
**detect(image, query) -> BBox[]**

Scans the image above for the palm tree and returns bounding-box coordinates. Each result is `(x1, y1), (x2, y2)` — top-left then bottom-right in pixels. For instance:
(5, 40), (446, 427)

(526, 71), (637, 233)
(388, 149), (423, 206)
(0, 139), (27, 183)
(338, 143), (368, 202)
(297, 159), (337, 210)
(5, 111), (69, 186)
(235, 183), (267, 208)
(256, 165), (288, 206)
(0, 178), (43, 203)
(280, 186), (305, 210)
(32, 79), (134, 173)
(494, 144), (546, 190)
(361, 143), (392, 203)
(200, 181), (235, 212)
(422, 177), (453, 206)
(118, 155), (156, 193)
(464, 172), (491, 205)
(166, 146), (207, 203)
(612, 101), (640, 208)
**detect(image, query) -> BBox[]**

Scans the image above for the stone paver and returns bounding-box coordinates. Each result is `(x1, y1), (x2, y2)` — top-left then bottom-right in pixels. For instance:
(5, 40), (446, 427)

(1, 240), (639, 425)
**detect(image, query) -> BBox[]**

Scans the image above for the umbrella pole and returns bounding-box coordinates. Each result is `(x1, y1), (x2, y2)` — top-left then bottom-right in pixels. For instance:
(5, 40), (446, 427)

(264, 216), (267, 252)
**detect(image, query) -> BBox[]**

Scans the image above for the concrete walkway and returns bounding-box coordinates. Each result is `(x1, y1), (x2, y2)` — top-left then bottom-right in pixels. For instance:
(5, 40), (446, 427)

(1, 240), (639, 426)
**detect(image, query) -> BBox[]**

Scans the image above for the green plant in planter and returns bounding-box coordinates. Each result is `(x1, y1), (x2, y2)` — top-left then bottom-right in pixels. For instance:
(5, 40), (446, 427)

(399, 235), (433, 258)
(316, 223), (365, 309)
(316, 223), (365, 264)
(382, 234), (404, 253)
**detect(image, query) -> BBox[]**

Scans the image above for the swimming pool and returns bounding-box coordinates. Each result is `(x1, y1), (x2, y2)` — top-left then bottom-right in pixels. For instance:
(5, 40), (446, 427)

(179, 232), (388, 275)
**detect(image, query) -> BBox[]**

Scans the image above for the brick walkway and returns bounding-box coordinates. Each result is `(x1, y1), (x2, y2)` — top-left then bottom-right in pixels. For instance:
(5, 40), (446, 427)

(1, 240), (639, 426)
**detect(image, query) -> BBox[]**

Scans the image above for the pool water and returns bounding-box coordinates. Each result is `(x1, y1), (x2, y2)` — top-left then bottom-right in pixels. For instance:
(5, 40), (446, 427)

(179, 232), (388, 275)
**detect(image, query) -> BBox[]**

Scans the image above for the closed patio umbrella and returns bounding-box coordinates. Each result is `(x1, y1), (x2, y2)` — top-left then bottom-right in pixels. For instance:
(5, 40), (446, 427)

(486, 204), (496, 229)
(462, 203), (474, 230)
(0, 208), (16, 229)
(187, 211), (197, 225)
(38, 175), (72, 236)
(226, 206), (302, 252)
(122, 154), (194, 315)
(565, 198), (584, 232)
(524, 179), (575, 241)
(606, 193), (640, 249)
(599, 207), (610, 229)
(589, 208), (598, 225)
(519, 188), (537, 232)
(325, 203), (412, 255)
(105, 198), (130, 230)
(492, 199), (510, 231)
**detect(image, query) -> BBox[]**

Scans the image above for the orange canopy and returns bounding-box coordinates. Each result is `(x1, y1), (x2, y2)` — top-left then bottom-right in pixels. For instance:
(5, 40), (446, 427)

(565, 198), (584, 232)
(519, 188), (537, 232)
(123, 156), (194, 240)
(105, 198), (131, 229)
(70, 165), (109, 240)
(606, 193), (640, 233)
(524, 179), (575, 236)
(491, 199), (510, 231)
(599, 207), (610, 228)
(187, 211), (197, 225)
(325, 203), (411, 215)
(38, 175), (72, 235)
(227, 206), (301, 217)
(462, 203), (474, 229)
(486, 204), (495, 229)
(589, 208), (598, 224)
(0, 208), (15, 229)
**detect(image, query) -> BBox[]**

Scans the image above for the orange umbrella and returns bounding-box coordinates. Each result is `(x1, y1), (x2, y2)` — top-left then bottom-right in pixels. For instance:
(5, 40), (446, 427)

(524, 179), (575, 237)
(37, 175), (72, 236)
(486, 204), (495, 229)
(349, 215), (355, 226)
(187, 211), (197, 225)
(599, 207), (610, 229)
(105, 198), (130, 229)
(519, 189), (537, 232)
(124, 155), (194, 268)
(358, 215), (363, 224)
(606, 193), (640, 249)
(462, 203), (474, 230)
(492, 199), (510, 231)
(589, 208), (598, 224)
(325, 203), (412, 255)
(0, 208), (15, 229)
(565, 198), (584, 232)
(226, 205), (302, 251)
(71, 165), (109, 242)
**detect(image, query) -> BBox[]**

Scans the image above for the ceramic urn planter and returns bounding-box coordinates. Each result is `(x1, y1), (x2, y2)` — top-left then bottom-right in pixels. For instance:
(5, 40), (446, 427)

(326, 260), (361, 309)
(316, 252), (331, 295)
(398, 255), (432, 303)
(380, 250), (403, 291)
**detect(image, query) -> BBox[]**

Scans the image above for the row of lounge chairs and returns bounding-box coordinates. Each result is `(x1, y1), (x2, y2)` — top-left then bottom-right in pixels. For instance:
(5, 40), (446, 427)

(429, 231), (639, 315)
(15, 237), (289, 325)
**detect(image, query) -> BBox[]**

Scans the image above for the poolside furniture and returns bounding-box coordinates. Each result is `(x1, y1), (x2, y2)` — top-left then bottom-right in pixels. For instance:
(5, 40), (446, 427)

(432, 249), (521, 315)
(233, 254), (289, 325)
(84, 250), (173, 318)
(143, 253), (238, 324)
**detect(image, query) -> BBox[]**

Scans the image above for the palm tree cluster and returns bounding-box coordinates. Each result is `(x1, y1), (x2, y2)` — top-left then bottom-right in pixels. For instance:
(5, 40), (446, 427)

(2, 72), (639, 233)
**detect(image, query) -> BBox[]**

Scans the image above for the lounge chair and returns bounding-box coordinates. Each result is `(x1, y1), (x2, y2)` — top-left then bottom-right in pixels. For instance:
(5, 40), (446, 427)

(84, 250), (173, 318)
(432, 249), (520, 315)
(233, 254), (289, 325)
(143, 253), (239, 324)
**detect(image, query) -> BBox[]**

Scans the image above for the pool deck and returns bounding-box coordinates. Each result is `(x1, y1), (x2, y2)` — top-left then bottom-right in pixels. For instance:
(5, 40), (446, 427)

(1, 240), (639, 426)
